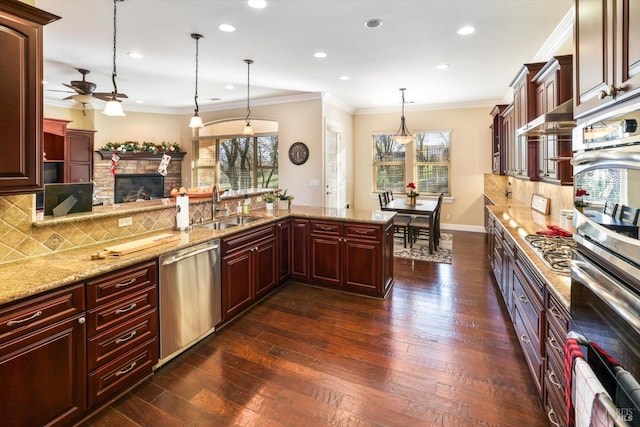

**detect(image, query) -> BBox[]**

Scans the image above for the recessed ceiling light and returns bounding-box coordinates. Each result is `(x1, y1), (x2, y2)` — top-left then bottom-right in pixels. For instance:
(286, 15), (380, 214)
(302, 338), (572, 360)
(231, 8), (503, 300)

(127, 51), (143, 59)
(339, 75), (350, 81)
(457, 26), (475, 35)
(135, 100), (144, 104)
(435, 63), (449, 70)
(219, 24), (236, 32)
(364, 18), (383, 28)
(247, 0), (267, 9)
(314, 52), (327, 58)
(210, 97), (221, 101)
(225, 84), (234, 90)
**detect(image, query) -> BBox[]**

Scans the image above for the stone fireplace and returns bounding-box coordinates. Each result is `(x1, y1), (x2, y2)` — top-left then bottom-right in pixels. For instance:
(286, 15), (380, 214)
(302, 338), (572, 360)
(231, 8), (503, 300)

(93, 152), (183, 205)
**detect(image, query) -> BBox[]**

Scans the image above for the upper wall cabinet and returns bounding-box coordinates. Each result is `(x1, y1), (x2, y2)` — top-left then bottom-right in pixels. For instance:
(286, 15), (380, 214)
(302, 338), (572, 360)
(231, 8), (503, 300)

(490, 104), (508, 175)
(0, 1), (59, 195)
(574, 0), (640, 119)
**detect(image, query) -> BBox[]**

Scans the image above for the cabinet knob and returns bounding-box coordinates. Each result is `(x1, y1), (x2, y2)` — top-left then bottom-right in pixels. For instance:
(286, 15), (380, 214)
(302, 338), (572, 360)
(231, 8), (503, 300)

(78, 317), (86, 325)
(598, 84), (624, 99)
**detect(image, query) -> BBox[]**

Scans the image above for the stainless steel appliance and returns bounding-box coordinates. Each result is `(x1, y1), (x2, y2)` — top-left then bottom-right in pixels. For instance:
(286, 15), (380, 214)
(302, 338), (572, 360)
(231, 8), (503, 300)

(157, 240), (221, 367)
(524, 234), (576, 274)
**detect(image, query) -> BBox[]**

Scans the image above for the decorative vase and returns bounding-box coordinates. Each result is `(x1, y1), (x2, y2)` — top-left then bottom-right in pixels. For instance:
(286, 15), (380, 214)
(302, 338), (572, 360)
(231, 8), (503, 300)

(266, 202), (274, 211)
(279, 199), (289, 210)
(408, 196), (417, 205)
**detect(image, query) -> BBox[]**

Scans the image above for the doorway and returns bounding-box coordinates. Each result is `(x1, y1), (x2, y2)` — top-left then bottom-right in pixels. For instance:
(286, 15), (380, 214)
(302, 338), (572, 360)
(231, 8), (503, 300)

(324, 119), (346, 209)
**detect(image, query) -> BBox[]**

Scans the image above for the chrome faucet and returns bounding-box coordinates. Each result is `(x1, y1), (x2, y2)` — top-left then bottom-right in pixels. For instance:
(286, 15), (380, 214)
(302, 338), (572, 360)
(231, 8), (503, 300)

(211, 185), (222, 219)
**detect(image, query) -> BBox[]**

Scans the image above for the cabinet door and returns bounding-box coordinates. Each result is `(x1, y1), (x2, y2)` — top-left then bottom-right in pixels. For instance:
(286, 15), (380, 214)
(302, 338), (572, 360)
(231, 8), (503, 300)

(382, 224), (394, 293)
(221, 249), (253, 321)
(291, 219), (309, 280)
(0, 314), (86, 427)
(254, 236), (278, 299)
(277, 220), (292, 283)
(310, 234), (342, 287)
(65, 129), (95, 183)
(0, 6), (57, 194)
(343, 238), (381, 295)
(616, 0), (640, 103)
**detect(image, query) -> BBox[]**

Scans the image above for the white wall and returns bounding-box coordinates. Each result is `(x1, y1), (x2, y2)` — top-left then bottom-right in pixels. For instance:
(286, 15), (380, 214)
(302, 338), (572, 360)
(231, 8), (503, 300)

(322, 98), (355, 209)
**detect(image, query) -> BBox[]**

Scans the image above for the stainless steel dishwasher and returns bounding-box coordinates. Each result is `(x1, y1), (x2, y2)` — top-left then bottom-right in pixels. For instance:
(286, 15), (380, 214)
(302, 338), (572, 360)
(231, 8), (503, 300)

(157, 239), (221, 367)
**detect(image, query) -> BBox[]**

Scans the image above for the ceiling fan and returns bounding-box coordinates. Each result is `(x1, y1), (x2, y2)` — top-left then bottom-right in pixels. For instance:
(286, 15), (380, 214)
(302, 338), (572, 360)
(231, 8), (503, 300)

(51, 68), (128, 104)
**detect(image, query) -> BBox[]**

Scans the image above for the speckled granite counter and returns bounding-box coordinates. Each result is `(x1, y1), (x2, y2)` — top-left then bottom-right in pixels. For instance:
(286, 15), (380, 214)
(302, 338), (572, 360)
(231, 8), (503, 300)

(0, 206), (395, 306)
(485, 194), (571, 309)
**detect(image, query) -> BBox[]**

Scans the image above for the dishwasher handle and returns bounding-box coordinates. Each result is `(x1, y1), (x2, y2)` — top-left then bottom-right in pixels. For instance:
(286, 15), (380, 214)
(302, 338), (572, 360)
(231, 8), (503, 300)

(162, 243), (219, 266)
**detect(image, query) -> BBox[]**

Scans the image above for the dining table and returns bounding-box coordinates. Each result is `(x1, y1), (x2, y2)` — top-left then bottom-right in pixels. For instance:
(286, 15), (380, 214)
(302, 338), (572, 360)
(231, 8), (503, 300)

(381, 198), (439, 253)
(582, 209), (639, 239)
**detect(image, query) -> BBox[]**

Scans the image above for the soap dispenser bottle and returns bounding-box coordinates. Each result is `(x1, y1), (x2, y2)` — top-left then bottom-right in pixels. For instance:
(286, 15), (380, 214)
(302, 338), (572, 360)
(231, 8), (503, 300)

(243, 195), (250, 214)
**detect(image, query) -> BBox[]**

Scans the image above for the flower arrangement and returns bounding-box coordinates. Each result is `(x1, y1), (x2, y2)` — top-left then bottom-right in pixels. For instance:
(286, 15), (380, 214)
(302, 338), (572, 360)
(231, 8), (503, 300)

(406, 182), (419, 198)
(100, 141), (181, 154)
(575, 188), (590, 208)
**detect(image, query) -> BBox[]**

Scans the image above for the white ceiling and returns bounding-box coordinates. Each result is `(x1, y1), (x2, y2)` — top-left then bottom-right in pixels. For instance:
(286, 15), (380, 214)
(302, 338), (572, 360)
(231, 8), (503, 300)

(37, 0), (574, 115)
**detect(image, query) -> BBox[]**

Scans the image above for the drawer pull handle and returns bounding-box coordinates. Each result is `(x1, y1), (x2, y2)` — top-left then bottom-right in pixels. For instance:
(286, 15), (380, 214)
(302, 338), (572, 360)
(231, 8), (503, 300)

(549, 307), (563, 320)
(7, 310), (42, 326)
(519, 295), (529, 304)
(115, 303), (137, 314)
(549, 336), (562, 353)
(115, 278), (136, 288)
(520, 334), (530, 344)
(354, 230), (369, 234)
(319, 226), (333, 231)
(547, 407), (560, 427)
(115, 361), (137, 377)
(115, 330), (137, 344)
(548, 370), (562, 389)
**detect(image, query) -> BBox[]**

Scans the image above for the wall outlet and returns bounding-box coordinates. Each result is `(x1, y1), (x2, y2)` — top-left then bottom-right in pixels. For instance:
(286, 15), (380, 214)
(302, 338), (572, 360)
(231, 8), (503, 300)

(118, 217), (133, 227)
(445, 213), (452, 220)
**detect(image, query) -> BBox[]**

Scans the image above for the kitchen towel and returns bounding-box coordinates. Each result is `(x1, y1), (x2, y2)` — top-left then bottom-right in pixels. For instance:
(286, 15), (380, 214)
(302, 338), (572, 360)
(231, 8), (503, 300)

(175, 194), (189, 230)
(590, 393), (617, 427)
(574, 357), (613, 427)
(565, 337), (585, 426)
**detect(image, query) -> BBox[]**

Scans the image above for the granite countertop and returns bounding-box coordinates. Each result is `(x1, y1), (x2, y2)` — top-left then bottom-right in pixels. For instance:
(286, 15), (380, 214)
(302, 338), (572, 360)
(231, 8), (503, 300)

(0, 206), (395, 306)
(485, 195), (571, 310)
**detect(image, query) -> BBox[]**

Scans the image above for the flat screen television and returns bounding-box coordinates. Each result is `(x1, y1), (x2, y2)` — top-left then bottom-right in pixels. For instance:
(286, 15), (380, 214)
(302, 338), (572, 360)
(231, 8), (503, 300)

(44, 182), (94, 217)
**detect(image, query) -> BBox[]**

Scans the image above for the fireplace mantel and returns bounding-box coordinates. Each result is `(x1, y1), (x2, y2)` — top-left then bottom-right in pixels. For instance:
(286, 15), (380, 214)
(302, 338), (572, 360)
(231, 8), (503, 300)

(96, 151), (186, 161)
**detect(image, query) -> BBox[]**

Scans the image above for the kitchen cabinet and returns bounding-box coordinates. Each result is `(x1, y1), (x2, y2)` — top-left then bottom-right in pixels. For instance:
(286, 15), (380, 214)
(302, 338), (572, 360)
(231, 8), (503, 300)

(0, 1), (59, 194)
(490, 104), (508, 175)
(221, 224), (277, 322)
(310, 221), (343, 287)
(501, 104), (515, 176)
(531, 55), (573, 185)
(544, 290), (570, 427)
(574, 0), (640, 119)
(85, 260), (158, 408)
(277, 219), (292, 283)
(291, 218), (310, 280)
(43, 118), (96, 184)
(0, 284), (86, 427)
(509, 62), (544, 180)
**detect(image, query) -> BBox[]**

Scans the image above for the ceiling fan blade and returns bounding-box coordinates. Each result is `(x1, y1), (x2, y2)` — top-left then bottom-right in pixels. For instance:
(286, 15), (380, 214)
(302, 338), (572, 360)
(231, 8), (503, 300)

(93, 92), (128, 101)
(48, 89), (75, 93)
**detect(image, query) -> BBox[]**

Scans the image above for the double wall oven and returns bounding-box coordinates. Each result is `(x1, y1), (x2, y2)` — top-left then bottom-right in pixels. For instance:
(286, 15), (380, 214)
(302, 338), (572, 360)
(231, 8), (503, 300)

(570, 103), (640, 425)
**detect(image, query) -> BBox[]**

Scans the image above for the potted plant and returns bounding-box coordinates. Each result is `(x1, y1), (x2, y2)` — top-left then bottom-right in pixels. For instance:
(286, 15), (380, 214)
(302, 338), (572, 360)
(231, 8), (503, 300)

(262, 193), (277, 210)
(406, 182), (419, 205)
(278, 190), (294, 210)
(574, 188), (589, 212)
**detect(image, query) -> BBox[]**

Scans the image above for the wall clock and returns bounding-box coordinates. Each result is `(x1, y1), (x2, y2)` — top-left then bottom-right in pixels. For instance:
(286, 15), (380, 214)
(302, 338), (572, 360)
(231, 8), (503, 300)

(288, 141), (309, 165)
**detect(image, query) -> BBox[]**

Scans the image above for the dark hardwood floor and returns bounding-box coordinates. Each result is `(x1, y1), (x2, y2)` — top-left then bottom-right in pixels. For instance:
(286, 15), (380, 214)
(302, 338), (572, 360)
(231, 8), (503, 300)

(82, 230), (548, 426)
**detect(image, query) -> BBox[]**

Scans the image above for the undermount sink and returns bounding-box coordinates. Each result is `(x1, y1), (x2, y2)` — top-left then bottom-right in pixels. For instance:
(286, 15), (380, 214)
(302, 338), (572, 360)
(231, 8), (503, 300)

(221, 216), (262, 225)
(198, 221), (239, 230)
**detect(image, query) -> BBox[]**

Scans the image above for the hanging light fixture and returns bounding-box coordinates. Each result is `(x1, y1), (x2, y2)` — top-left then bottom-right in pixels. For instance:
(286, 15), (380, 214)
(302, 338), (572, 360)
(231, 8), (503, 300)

(391, 88), (414, 144)
(243, 59), (254, 136)
(188, 33), (204, 128)
(103, 0), (126, 117)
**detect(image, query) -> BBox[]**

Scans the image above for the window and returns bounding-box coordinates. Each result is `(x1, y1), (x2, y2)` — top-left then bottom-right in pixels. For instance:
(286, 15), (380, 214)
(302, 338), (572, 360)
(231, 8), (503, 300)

(193, 134), (278, 191)
(373, 131), (450, 196)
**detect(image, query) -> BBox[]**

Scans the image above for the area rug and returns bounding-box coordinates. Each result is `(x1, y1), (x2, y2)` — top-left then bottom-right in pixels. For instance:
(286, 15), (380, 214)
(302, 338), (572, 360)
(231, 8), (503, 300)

(393, 233), (453, 264)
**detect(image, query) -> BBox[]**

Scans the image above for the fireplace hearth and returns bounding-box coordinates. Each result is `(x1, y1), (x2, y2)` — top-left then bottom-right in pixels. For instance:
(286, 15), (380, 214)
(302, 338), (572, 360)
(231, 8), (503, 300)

(114, 173), (165, 203)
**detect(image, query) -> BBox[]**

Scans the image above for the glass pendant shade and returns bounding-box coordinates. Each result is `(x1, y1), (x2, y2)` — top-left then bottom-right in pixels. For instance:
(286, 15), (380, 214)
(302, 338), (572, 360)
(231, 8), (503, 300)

(103, 98), (125, 116)
(243, 124), (254, 136)
(189, 114), (204, 129)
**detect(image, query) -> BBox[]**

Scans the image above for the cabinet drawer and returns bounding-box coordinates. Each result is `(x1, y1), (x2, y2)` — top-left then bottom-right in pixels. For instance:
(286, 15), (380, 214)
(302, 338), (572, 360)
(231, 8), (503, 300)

(0, 284), (84, 344)
(223, 224), (275, 254)
(513, 304), (543, 395)
(311, 221), (342, 236)
(88, 309), (157, 371)
(87, 260), (157, 309)
(345, 224), (380, 240)
(546, 290), (569, 333)
(88, 338), (157, 407)
(512, 269), (543, 346)
(87, 286), (157, 336)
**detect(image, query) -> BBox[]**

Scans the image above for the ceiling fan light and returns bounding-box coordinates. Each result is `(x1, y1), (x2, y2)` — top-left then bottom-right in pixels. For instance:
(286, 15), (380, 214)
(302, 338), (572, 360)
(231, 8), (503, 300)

(103, 99), (125, 116)
(243, 123), (254, 136)
(189, 114), (204, 129)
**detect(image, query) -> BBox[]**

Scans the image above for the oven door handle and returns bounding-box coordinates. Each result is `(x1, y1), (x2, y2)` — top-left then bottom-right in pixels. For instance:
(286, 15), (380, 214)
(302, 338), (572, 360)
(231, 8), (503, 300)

(572, 260), (640, 336)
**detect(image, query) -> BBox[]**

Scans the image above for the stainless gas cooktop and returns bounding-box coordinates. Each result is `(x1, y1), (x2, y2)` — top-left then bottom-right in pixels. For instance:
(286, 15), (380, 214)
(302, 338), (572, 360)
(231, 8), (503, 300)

(524, 234), (576, 275)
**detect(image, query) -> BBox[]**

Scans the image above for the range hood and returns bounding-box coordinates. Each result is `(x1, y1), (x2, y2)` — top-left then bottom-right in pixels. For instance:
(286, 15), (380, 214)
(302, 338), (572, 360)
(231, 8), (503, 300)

(516, 99), (576, 136)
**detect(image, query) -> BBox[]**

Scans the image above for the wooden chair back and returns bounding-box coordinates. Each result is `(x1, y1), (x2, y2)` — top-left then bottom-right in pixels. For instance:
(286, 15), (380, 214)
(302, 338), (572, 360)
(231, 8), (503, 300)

(618, 205), (640, 225)
(603, 200), (618, 217)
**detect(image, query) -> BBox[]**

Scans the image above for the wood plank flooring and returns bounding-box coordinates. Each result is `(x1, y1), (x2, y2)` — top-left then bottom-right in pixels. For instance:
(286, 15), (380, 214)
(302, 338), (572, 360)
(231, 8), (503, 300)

(82, 231), (548, 426)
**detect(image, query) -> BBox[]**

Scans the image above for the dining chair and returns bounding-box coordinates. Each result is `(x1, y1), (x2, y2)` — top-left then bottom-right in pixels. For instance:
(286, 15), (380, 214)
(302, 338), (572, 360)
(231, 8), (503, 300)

(379, 192), (411, 248)
(603, 200), (618, 217)
(618, 205), (640, 225)
(409, 193), (444, 250)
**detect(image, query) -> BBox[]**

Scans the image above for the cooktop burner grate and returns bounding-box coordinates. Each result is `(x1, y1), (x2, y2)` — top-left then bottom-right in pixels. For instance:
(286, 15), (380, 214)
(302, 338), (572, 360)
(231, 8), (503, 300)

(524, 234), (576, 275)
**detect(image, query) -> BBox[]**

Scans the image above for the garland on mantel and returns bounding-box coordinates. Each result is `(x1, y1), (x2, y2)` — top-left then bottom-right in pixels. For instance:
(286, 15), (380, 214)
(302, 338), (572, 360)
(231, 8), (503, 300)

(100, 141), (181, 154)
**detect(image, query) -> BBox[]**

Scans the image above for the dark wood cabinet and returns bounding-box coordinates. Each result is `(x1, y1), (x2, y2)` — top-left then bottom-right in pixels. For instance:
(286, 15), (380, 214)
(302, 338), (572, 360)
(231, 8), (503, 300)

(0, 1), (59, 194)
(276, 219), (292, 283)
(531, 55), (573, 185)
(382, 223), (394, 294)
(574, 0), (640, 118)
(310, 221), (343, 287)
(544, 290), (570, 427)
(291, 219), (310, 280)
(490, 104), (508, 175)
(501, 104), (515, 176)
(0, 284), (86, 427)
(43, 118), (96, 184)
(85, 260), (158, 408)
(509, 63), (544, 180)
(221, 224), (277, 322)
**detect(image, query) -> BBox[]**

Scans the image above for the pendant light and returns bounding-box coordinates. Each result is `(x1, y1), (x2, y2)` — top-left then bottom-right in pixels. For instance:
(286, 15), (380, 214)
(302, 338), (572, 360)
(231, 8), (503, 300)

(188, 33), (204, 129)
(391, 88), (414, 144)
(243, 59), (254, 136)
(103, 0), (126, 117)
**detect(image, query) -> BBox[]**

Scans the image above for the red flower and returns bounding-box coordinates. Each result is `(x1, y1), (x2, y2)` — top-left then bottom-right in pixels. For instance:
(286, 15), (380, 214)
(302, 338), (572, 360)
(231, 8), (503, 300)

(576, 189), (589, 197)
(406, 182), (416, 190)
